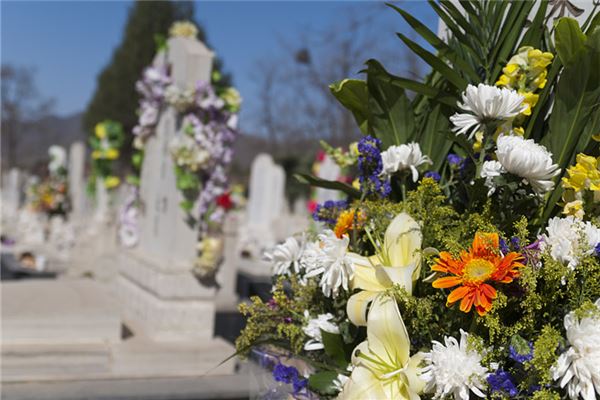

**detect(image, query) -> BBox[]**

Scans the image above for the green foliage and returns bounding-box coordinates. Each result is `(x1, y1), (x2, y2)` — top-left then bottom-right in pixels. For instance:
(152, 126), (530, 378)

(527, 325), (562, 385)
(541, 21), (600, 221)
(308, 371), (339, 395)
(236, 276), (320, 356)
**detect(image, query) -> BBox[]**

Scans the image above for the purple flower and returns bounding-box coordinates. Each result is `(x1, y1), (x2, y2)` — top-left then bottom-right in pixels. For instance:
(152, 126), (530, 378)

(509, 342), (534, 364)
(510, 237), (521, 251)
(595, 242), (600, 257)
(266, 298), (278, 310)
(424, 171), (441, 182)
(500, 238), (510, 255)
(271, 362), (308, 395)
(447, 153), (464, 167)
(312, 200), (348, 224)
(357, 136), (390, 198)
(283, 317), (293, 324)
(488, 369), (518, 397)
(272, 363), (299, 384)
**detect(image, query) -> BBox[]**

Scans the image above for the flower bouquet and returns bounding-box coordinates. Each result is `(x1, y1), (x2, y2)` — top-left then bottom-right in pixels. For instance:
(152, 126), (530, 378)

(236, 2), (600, 399)
(28, 146), (70, 217)
(88, 119), (125, 192)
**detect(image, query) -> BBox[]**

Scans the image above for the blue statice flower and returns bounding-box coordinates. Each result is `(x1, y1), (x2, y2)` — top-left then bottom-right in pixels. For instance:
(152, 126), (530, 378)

(447, 153), (464, 167)
(424, 171), (441, 182)
(510, 237), (521, 251)
(595, 242), (600, 257)
(312, 199), (348, 224)
(509, 342), (534, 364)
(272, 363), (308, 395)
(488, 369), (518, 397)
(500, 238), (510, 255)
(357, 135), (390, 198)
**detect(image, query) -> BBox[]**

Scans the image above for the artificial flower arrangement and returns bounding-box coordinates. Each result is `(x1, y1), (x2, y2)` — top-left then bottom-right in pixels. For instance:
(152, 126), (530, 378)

(27, 146), (70, 217)
(88, 119), (124, 193)
(126, 21), (241, 277)
(236, 2), (600, 399)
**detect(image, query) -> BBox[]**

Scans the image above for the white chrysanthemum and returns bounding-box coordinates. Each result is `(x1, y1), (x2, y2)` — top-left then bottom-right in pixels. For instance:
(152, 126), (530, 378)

(302, 310), (339, 351)
(169, 134), (210, 171)
(48, 145), (67, 172)
(380, 142), (432, 182)
(480, 160), (506, 196)
(450, 84), (525, 137)
(552, 299), (600, 400)
(496, 135), (560, 195)
(265, 236), (304, 276)
(165, 85), (196, 112)
(421, 329), (489, 400)
(303, 230), (354, 298)
(540, 216), (600, 270)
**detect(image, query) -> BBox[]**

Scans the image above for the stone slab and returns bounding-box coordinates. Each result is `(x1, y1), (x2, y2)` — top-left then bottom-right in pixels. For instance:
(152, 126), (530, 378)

(1, 279), (121, 345)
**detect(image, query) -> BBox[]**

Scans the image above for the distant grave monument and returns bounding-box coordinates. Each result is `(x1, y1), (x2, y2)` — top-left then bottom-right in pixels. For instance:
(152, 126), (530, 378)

(117, 35), (228, 344)
(238, 153), (286, 258)
(314, 154), (341, 204)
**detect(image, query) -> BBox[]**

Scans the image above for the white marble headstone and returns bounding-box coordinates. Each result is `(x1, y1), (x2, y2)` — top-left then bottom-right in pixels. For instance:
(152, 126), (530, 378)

(315, 154), (341, 204)
(137, 37), (215, 271)
(68, 141), (86, 221)
(240, 153), (287, 255)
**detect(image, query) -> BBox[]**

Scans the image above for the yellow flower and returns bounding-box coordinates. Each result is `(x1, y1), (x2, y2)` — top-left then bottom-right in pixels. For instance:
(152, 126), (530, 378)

(169, 21), (198, 38)
(352, 178), (360, 190)
(495, 74), (513, 87)
(104, 176), (120, 189)
(91, 150), (102, 160)
(334, 209), (364, 239)
(519, 91), (539, 116)
(105, 148), (120, 160)
(562, 154), (600, 192)
(513, 127), (525, 136)
(346, 213), (422, 326)
(95, 123), (107, 139)
(563, 200), (585, 219)
(339, 295), (425, 400)
(593, 133), (600, 142)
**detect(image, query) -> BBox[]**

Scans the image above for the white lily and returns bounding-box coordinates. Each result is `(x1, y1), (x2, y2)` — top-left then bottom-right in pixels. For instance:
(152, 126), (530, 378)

(346, 213), (422, 326)
(339, 295), (425, 400)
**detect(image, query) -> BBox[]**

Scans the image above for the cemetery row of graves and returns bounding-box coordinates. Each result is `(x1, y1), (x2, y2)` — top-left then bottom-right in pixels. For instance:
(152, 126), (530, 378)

(0, 24), (346, 398)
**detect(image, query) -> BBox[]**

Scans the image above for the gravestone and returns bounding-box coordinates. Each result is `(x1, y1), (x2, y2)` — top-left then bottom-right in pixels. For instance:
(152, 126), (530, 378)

(239, 154), (286, 257)
(118, 35), (222, 342)
(68, 142), (86, 222)
(314, 154), (341, 204)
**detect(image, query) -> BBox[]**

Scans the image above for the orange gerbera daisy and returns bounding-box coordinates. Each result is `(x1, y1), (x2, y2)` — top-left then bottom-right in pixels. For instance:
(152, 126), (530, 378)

(431, 232), (525, 316)
(334, 209), (364, 238)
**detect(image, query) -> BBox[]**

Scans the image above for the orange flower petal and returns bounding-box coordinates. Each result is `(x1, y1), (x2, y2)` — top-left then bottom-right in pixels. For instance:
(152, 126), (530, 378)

(473, 232), (499, 255)
(480, 283), (497, 299)
(433, 276), (463, 289)
(460, 292), (475, 313)
(447, 285), (471, 304)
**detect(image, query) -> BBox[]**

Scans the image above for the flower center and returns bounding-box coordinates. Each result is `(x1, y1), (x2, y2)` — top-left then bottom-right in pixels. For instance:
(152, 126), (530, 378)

(464, 258), (494, 283)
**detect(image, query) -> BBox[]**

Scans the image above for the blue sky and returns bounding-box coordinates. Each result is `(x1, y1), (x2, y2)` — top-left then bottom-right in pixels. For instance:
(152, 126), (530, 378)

(1, 1), (436, 129)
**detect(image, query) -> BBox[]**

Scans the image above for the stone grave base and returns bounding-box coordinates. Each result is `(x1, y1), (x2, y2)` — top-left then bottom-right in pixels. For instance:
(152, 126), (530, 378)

(1, 277), (238, 397)
(117, 251), (217, 342)
(1, 280), (121, 345)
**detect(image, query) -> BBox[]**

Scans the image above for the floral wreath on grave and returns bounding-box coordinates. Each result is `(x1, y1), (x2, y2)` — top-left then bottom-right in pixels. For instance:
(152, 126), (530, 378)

(235, 3), (600, 400)
(124, 21), (242, 277)
(87, 119), (124, 195)
(27, 146), (70, 217)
